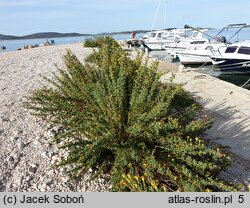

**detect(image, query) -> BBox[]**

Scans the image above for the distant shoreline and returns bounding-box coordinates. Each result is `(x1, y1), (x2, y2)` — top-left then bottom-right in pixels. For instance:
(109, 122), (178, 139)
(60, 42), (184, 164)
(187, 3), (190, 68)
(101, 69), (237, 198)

(0, 30), (149, 41)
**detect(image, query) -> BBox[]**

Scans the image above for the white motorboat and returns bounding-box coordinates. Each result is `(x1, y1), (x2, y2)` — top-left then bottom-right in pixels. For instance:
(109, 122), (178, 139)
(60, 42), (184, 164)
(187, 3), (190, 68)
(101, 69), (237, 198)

(177, 41), (227, 65)
(163, 29), (209, 55)
(142, 28), (192, 50)
(142, 30), (171, 50)
(211, 41), (250, 74)
(166, 23), (247, 62)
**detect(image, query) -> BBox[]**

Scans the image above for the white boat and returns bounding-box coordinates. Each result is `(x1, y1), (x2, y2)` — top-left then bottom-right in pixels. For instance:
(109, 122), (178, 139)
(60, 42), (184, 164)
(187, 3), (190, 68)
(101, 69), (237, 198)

(211, 41), (250, 74)
(177, 41), (227, 65)
(163, 29), (209, 55)
(176, 23), (249, 66)
(142, 29), (192, 50)
(142, 30), (171, 50)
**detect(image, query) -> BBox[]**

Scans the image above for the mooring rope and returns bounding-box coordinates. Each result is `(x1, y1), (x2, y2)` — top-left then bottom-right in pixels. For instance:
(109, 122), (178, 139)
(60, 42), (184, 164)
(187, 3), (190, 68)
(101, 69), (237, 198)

(241, 78), (250, 88)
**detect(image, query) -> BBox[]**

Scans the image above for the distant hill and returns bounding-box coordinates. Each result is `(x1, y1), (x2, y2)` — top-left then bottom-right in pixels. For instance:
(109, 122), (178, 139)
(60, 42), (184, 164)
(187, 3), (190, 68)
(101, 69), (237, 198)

(97, 30), (149, 36)
(0, 30), (150, 41)
(20, 32), (90, 39)
(0, 34), (18, 40)
(0, 32), (91, 40)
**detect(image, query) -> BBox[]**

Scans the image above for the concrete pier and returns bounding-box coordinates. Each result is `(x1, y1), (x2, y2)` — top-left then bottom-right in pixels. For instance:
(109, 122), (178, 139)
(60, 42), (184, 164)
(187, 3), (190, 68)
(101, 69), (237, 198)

(160, 65), (250, 185)
(161, 69), (250, 160)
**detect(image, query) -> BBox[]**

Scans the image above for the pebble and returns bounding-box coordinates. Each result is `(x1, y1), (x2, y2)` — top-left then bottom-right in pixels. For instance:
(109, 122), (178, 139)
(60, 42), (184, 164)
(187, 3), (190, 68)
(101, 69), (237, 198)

(7, 156), (14, 163)
(17, 141), (25, 149)
(25, 176), (31, 182)
(40, 183), (47, 192)
(29, 164), (38, 174)
(41, 151), (48, 158)
(48, 151), (54, 158)
(17, 176), (23, 186)
(10, 136), (19, 142)
(46, 180), (53, 186)
(51, 156), (59, 164)
(0, 129), (4, 135)
(33, 139), (40, 146)
(98, 178), (105, 183)
(59, 167), (66, 173)
(62, 176), (70, 183)
(48, 170), (55, 176)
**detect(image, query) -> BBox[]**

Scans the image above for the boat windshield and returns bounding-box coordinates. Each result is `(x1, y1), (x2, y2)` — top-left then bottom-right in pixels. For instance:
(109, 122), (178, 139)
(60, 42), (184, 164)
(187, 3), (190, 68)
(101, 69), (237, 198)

(149, 33), (157, 38)
(205, 46), (213, 50)
(238, 46), (250, 55)
(157, 33), (162, 38)
(225, 46), (237, 53)
(191, 32), (199, 38)
(184, 30), (193, 37)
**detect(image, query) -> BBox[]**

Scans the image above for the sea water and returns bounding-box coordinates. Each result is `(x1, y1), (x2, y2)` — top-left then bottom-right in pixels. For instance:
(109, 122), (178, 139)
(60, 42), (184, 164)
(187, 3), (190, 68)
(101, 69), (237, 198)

(0, 36), (89, 52)
(0, 33), (135, 53)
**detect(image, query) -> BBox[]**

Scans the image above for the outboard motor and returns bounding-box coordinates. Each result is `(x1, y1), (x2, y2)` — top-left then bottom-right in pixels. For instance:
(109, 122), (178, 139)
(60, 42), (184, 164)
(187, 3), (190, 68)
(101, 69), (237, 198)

(218, 36), (226, 43)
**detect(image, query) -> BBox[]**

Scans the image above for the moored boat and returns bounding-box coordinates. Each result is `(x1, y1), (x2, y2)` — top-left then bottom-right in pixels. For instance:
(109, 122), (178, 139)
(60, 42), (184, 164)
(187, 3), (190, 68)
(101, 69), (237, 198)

(163, 29), (209, 55)
(177, 41), (227, 66)
(142, 28), (192, 50)
(211, 41), (250, 74)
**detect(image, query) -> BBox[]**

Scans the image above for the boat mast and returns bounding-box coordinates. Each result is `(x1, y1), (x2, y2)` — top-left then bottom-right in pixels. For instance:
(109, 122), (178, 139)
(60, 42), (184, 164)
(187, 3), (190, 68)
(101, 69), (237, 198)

(151, 0), (162, 31)
(164, 0), (168, 29)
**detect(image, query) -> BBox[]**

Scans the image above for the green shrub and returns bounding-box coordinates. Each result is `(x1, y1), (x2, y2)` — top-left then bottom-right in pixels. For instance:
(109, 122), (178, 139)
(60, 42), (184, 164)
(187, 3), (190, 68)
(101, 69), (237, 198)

(84, 36), (118, 48)
(24, 37), (238, 191)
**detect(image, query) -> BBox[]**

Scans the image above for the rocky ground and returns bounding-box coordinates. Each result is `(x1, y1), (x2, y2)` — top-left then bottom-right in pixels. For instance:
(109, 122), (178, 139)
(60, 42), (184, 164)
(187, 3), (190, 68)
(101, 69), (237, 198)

(0, 43), (110, 191)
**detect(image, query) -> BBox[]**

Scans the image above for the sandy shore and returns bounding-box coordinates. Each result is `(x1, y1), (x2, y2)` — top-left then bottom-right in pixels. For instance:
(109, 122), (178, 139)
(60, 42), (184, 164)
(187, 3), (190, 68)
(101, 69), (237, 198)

(0, 43), (110, 191)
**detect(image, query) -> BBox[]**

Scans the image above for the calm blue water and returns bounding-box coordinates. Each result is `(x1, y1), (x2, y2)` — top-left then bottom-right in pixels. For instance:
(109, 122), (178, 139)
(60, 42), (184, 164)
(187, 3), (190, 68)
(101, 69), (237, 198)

(0, 33), (135, 53)
(0, 36), (89, 52)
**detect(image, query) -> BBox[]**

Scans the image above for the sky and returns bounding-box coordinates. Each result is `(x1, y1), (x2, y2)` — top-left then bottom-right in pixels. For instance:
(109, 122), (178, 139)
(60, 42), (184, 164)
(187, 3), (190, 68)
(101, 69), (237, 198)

(0, 0), (250, 36)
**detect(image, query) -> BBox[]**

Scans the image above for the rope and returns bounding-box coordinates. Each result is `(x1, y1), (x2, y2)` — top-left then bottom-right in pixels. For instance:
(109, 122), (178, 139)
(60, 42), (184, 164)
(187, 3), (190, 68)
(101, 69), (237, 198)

(197, 60), (210, 68)
(194, 75), (207, 80)
(241, 78), (250, 88)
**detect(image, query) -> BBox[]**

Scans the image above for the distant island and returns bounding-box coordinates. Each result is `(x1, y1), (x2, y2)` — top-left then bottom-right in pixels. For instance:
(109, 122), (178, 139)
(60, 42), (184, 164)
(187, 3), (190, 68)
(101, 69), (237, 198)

(0, 30), (149, 40)
(0, 32), (91, 40)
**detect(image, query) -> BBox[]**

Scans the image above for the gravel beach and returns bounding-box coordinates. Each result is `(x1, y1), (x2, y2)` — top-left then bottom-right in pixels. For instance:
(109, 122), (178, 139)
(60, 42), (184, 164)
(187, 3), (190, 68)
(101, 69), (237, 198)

(0, 43), (110, 191)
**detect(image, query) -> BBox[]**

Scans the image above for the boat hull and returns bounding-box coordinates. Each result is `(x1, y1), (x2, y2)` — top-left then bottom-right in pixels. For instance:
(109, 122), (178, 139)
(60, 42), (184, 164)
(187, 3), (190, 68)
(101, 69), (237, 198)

(212, 58), (250, 74)
(178, 53), (212, 65)
(143, 42), (165, 50)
